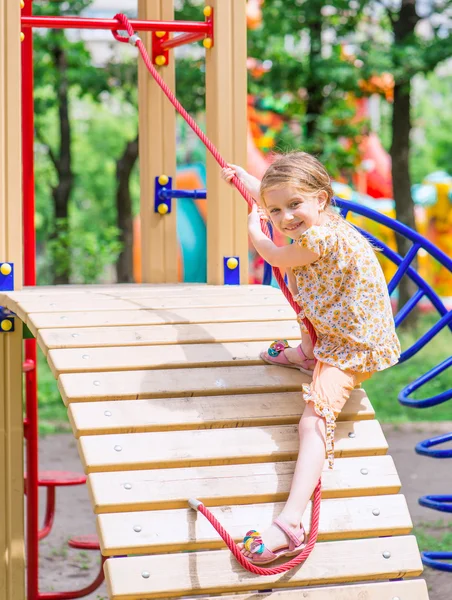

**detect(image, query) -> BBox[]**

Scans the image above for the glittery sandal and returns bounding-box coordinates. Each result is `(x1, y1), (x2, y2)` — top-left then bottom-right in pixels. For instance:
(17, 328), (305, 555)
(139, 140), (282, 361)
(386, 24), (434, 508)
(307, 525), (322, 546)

(241, 518), (306, 565)
(260, 340), (315, 375)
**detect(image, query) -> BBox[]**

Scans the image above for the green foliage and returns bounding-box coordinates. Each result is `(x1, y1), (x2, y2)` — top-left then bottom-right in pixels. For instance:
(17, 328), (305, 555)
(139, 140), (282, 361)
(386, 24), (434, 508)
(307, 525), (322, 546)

(247, 0), (369, 175)
(45, 218), (122, 284)
(410, 71), (452, 182)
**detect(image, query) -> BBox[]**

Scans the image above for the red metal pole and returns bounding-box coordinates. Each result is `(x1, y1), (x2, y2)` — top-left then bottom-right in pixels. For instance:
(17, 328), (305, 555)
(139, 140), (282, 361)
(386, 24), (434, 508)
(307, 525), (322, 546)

(21, 3), (39, 600)
(21, 15), (211, 34)
(160, 31), (206, 51)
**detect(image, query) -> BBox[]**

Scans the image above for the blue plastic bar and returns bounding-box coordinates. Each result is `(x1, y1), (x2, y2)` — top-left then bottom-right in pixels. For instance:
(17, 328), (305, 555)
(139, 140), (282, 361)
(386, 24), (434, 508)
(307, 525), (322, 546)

(422, 552), (452, 572)
(400, 309), (452, 362)
(352, 225), (452, 358)
(419, 495), (452, 512)
(394, 289), (424, 328)
(387, 243), (421, 296)
(398, 356), (452, 408)
(401, 357), (452, 406)
(415, 433), (452, 458)
(333, 197), (452, 271)
(159, 188), (207, 200)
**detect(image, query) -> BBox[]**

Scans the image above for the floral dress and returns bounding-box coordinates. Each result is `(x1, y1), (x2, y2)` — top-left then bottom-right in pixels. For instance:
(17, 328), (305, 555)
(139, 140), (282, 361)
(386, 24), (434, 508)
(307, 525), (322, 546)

(292, 213), (401, 468)
(293, 213), (401, 373)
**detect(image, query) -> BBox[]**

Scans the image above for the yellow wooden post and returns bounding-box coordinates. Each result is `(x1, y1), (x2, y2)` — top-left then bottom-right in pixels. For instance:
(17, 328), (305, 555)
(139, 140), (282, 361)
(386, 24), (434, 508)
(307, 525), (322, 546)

(205, 0), (248, 284)
(138, 0), (177, 283)
(0, 0), (25, 598)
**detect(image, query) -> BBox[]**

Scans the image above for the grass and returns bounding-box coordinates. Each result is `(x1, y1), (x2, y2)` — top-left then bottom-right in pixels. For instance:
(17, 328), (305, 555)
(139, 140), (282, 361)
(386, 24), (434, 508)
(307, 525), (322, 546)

(414, 519), (452, 553)
(36, 312), (451, 434)
(362, 312), (451, 422)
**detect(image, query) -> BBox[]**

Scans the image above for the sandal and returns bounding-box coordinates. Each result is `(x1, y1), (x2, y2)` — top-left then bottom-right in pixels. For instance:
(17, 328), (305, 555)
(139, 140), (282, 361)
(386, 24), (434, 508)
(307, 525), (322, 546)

(242, 518), (306, 565)
(260, 340), (315, 376)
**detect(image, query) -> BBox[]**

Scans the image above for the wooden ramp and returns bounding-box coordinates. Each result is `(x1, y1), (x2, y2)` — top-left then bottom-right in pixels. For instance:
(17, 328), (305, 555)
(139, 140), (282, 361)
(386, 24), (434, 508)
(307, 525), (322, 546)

(1, 284), (429, 600)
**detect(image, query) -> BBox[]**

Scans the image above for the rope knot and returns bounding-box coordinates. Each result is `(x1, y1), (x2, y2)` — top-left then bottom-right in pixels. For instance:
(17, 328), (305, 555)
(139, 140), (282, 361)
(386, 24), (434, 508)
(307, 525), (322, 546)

(112, 13), (136, 44)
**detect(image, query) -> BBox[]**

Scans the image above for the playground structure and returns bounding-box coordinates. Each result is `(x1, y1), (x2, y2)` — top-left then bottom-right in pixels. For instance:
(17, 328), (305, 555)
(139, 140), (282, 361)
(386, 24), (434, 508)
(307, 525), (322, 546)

(1, 1), (451, 599)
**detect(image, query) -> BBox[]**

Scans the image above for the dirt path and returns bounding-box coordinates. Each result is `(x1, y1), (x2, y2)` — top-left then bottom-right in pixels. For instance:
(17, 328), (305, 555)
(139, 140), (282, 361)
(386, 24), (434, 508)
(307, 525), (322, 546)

(35, 425), (452, 599)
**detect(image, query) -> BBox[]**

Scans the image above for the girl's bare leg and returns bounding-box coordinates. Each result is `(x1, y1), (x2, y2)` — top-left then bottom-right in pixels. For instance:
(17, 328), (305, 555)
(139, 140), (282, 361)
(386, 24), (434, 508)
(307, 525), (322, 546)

(240, 402), (326, 556)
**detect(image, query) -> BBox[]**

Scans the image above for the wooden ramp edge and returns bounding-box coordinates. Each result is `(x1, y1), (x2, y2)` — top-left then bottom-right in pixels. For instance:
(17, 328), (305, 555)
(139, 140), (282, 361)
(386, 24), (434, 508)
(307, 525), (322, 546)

(0, 284), (429, 600)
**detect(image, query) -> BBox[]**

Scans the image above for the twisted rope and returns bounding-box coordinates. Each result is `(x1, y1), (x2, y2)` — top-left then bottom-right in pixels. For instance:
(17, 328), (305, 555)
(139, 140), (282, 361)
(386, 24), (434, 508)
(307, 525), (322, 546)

(112, 13), (321, 575)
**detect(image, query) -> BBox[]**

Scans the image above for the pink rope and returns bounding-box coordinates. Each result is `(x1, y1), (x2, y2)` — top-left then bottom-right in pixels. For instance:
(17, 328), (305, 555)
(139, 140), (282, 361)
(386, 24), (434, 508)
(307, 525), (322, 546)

(112, 13), (321, 575)
(194, 479), (321, 575)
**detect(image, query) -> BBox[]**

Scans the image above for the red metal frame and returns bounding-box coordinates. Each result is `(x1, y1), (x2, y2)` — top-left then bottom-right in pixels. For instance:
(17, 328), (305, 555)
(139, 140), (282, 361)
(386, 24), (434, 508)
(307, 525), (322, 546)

(21, 15), (212, 35)
(20, 8), (213, 600)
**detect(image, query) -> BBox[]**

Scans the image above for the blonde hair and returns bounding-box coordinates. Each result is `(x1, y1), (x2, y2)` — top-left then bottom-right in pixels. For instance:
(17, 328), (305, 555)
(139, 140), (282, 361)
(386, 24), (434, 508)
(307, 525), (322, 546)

(260, 151), (334, 208)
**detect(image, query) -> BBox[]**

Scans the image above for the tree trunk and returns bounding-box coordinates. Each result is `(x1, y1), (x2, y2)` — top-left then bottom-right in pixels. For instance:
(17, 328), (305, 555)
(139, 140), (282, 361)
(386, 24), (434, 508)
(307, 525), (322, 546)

(115, 136), (139, 283)
(51, 44), (73, 285)
(306, 19), (324, 144)
(390, 0), (420, 329)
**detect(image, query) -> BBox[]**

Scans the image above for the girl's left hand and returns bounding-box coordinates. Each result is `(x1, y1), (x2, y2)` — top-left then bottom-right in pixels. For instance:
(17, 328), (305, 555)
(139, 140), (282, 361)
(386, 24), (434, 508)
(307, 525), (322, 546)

(248, 203), (267, 231)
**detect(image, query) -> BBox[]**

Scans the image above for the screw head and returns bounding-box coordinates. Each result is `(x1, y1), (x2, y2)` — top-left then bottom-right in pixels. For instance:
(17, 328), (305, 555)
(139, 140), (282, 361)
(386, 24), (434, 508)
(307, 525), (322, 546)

(1, 320), (12, 332)
(71, 333), (79, 338)
(93, 380), (100, 386)
(82, 354), (89, 359)
(133, 525), (142, 533)
(226, 257), (238, 270)
(382, 551), (391, 559)
(104, 410), (112, 417)
(123, 483), (132, 490)
(157, 203), (169, 215)
(0, 263), (12, 275)
(141, 571), (150, 579)
(155, 55), (166, 66)
(60, 316), (68, 320)
(348, 432), (356, 438)
(372, 508), (380, 516)
(114, 445), (122, 452)
(360, 468), (369, 475)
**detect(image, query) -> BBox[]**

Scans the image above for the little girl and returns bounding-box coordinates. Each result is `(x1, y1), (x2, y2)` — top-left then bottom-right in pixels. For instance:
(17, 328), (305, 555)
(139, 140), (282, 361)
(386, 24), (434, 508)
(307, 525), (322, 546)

(221, 152), (401, 565)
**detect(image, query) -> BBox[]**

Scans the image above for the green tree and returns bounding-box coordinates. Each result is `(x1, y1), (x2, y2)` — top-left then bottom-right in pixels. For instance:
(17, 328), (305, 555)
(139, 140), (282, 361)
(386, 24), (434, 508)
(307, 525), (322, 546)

(247, 0), (370, 176)
(360, 0), (452, 321)
(34, 0), (111, 283)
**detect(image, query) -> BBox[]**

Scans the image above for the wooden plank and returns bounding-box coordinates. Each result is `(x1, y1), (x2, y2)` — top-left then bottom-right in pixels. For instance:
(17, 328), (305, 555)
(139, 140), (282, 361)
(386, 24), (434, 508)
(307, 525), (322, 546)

(173, 581), (430, 600)
(97, 494), (412, 555)
(59, 365), (309, 405)
(231, 0), (249, 284)
(68, 389), (374, 437)
(28, 304), (295, 336)
(78, 420), (387, 473)
(138, 0), (177, 282)
(205, 0), (236, 284)
(3, 284), (279, 299)
(104, 535), (423, 599)
(48, 340), (287, 375)
(87, 455), (401, 513)
(126, 295), (286, 310)
(38, 320), (300, 355)
(16, 296), (139, 314)
(103, 285), (282, 298)
(3, 327), (25, 599)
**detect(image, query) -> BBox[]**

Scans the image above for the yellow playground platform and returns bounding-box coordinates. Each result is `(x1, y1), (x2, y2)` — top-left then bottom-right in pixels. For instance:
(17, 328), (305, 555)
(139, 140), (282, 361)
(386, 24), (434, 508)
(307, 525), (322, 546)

(0, 1), (429, 599)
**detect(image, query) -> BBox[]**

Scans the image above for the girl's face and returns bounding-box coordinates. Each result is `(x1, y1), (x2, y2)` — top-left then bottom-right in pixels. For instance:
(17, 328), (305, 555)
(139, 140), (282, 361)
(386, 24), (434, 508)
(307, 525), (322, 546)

(264, 185), (327, 239)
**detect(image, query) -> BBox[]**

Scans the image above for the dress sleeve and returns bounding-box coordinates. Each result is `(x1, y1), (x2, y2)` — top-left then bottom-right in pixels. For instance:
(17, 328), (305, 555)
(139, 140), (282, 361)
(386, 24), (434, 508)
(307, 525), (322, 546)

(296, 225), (336, 259)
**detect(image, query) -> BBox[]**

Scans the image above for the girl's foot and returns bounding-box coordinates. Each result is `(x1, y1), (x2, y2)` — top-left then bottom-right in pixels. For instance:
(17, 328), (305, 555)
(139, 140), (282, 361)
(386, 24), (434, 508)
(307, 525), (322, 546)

(260, 340), (315, 375)
(238, 516), (306, 565)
